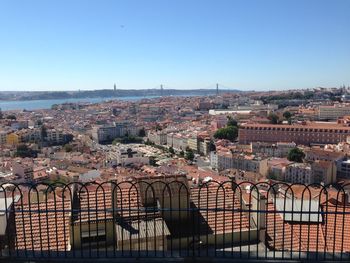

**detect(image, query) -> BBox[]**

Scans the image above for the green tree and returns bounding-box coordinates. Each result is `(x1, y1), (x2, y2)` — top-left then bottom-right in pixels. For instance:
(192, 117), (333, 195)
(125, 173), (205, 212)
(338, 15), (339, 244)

(113, 136), (143, 144)
(179, 150), (184, 157)
(63, 144), (73, 152)
(169, 146), (175, 154)
(214, 126), (238, 142)
(268, 113), (280, 124)
(0, 108), (2, 119)
(144, 139), (155, 146)
(149, 156), (157, 166)
(226, 116), (238, 127)
(283, 111), (292, 120)
(6, 114), (16, 120)
(287, 148), (305, 163)
(15, 144), (37, 158)
(185, 148), (195, 161)
(138, 127), (146, 137)
(209, 140), (216, 152)
(51, 104), (59, 110)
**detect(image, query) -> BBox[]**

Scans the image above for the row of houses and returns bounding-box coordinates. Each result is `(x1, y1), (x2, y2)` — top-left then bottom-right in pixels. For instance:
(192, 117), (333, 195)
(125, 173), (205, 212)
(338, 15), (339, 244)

(147, 130), (211, 155)
(92, 121), (142, 143)
(210, 148), (339, 185)
(0, 128), (70, 146)
(210, 151), (269, 176)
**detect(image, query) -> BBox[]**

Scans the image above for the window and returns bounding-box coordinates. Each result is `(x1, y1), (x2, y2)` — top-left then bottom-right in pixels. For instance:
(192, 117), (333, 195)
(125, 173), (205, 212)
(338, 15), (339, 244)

(81, 229), (107, 244)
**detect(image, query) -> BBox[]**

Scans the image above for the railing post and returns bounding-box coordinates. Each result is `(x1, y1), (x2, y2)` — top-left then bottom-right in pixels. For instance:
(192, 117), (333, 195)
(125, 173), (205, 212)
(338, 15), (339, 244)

(251, 189), (267, 242)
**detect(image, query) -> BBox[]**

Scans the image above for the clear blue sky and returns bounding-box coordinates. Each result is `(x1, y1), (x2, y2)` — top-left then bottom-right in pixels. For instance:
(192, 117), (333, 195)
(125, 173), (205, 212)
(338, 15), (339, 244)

(0, 0), (349, 91)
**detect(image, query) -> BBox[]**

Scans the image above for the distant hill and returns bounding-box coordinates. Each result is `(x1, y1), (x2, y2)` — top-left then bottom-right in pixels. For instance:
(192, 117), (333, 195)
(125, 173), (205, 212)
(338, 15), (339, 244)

(0, 89), (241, 101)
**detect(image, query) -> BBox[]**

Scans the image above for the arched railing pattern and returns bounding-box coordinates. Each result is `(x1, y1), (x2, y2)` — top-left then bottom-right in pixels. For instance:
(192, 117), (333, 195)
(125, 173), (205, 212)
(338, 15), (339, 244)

(0, 180), (348, 261)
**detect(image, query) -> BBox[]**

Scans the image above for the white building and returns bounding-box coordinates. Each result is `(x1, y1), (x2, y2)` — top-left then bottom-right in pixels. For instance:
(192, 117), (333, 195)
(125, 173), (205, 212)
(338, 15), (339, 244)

(319, 105), (350, 120)
(109, 147), (149, 167)
(92, 125), (118, 143)
(285, 163), (312, 184)
(147, 131), (167, 145)
(92, 123), (142, 143)
(172, 134), (187, 151)
(46, 129), (65, 144)
(251, 142), (296, 158)
(210, 151), (268, 176)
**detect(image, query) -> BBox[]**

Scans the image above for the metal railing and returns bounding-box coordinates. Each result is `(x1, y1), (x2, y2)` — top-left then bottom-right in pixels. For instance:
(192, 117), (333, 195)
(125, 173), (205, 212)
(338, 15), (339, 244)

(0, 180), (349, 261)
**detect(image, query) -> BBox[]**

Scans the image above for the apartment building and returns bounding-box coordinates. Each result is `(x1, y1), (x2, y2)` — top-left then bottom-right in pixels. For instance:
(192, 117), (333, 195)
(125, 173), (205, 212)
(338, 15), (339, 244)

(239, 123), (350, 145)
(92, 125), (118, 143)
(304, 148), (344, 180)
(10, 120), (29, 130)
(284, 161), (335, 184)
(168, 133), (187, 151)
(311, 160), (336, 184)
(6, 133), (21, 146)
(187, 137), (198, 152)
(318, 105), (350, 120)
(304, 148), (344, 163)
(338, 159), (350, 179)
(92, 123), (142, 143)
(109, 147), (149, 167)
(267, 158), (293, 181)
(285, 163), (313, 184)
(46, 129), (65, 144)
(147, 131), (167, 145)
(198, 139), (210, 156)
(19, 128), (42, 143)
(115, 122), (141, 137)
(0, 132), (7, 145)
(211, 151), (268, 176)
(251, 142), (296, 157)
(211, 116), (228, 130)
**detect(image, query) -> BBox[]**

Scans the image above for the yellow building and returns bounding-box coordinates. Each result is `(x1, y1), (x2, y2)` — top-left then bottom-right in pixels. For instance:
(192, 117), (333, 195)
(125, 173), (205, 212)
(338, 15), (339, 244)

(6, 133), (21, 146)
(187, 137), (198, 153)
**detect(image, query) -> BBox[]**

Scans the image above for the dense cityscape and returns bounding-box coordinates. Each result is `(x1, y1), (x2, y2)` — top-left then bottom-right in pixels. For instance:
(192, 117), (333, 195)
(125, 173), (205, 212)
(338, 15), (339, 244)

(1, 0), (349, 261)
(0, 86), (350, 258)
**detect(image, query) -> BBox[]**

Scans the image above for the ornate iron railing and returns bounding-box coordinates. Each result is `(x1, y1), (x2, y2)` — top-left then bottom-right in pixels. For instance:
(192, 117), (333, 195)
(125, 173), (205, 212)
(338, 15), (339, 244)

(0, 180), (349, 261)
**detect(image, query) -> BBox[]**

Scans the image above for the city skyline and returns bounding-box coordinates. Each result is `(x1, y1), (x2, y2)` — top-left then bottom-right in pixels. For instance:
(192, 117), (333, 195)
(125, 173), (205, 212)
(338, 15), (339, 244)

(0, 0), (349, 91)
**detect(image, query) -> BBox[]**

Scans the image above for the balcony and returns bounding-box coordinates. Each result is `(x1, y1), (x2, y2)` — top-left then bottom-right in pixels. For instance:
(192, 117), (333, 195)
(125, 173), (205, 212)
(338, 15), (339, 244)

(0, 179), (349, 261)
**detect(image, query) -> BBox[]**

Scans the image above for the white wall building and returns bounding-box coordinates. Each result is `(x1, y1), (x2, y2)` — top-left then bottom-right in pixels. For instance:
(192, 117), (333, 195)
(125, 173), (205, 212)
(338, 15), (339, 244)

(319, 105), (350, 120)
(285, 163), (312, 184)
(109, 148), (149, 167)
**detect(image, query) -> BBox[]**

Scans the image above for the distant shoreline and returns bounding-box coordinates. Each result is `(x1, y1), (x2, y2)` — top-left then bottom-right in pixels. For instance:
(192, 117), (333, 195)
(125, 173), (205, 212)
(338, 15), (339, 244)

(0, 88), (240, 102)
(0, 93), (224, 111)
(0, 96), (159, 111)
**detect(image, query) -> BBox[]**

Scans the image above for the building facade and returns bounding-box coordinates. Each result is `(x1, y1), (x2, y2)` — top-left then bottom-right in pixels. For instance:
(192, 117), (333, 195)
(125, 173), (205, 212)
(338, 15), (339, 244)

(285, 163), (313, 184)
(239, 123), (350, 145)
(319, 105), (350, 120)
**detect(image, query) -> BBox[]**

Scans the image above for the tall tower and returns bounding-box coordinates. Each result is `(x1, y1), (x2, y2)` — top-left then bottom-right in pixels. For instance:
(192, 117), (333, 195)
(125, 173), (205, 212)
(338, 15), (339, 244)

(216, 83), (219, 96)
(160, 84), (164, 96)
(114, 83), (116, 92)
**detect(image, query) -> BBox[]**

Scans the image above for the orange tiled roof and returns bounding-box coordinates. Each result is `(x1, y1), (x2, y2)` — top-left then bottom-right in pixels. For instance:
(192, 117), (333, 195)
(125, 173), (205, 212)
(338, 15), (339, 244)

(191, 185), (250, 234)
(15, 200), (71, 251)
(266, 199), (350, 253)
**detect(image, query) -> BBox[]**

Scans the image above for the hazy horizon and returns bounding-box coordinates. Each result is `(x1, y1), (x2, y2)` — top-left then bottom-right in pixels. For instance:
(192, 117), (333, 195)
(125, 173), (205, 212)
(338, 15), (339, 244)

(0, 86), (335, 93)
(1, 0), (349, 91)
